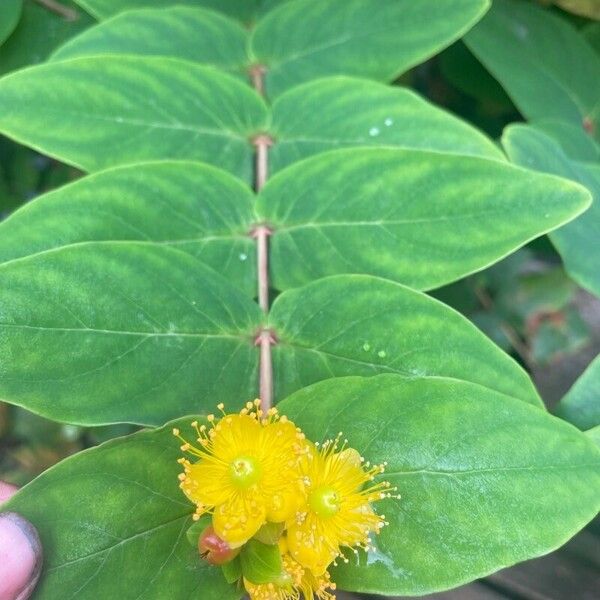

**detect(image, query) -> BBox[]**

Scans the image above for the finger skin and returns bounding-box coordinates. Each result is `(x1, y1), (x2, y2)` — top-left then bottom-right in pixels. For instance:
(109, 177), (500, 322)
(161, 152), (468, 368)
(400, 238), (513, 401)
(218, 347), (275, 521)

(0, 483), (43, 600)
(0, 483), (18, 503)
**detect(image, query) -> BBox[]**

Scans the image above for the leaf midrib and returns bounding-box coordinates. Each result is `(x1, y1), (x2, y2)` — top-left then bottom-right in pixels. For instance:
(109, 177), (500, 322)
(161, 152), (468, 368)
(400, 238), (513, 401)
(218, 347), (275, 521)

(0, 323), (250, 340)
(386, 462), (600, 478)
(9, 106), (249, 141)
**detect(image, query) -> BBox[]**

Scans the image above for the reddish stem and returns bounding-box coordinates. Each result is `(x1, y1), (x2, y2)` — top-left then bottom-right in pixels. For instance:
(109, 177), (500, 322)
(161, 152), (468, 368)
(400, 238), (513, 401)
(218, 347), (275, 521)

(251, 224), (272, 313)
(250, 67), (275, 412)
(35, 0), (78, 20)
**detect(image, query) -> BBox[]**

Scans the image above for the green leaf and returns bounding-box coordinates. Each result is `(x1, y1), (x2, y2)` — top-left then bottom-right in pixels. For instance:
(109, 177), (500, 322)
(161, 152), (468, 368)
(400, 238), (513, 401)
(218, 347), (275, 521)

(250, 0), (490, 98)
(269, 76), (504, 174)
(555, 355), (600, 431)
(465, 0), (600, 137)
(584, 22), (600, 55)
(0, 0), (94, 75)
(279, 374), (600, 595)
(73, 0), (288, 23)
(253, 522), (285, 545)
(268, 275), (541, 407)
(239, 539), (282, 585)
(0, 243), (262, 426)
(256, 147), (591, 292)
(533, 119), (600, 162)
(222, 557), (243, 584)
(51, 6), (250, 74)
(502, 124), (600, 298)
(0, 0), (22, 46)
(2, 419), (242, 600)
(0, 56), (268, 179)
(186, 515), (212, 548)
(587, 425), (600, 448)
(0, 161), (257, 296)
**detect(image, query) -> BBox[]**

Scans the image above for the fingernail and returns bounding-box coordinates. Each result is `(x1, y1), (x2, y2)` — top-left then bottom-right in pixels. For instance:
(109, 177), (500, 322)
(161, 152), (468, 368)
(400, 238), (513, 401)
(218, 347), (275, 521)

(0, 513), (43, 600)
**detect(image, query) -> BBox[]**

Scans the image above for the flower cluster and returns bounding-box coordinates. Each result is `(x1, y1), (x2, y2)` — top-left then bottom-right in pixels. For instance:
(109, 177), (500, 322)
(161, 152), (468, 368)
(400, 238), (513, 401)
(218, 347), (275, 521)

(173, 400), (396, 599)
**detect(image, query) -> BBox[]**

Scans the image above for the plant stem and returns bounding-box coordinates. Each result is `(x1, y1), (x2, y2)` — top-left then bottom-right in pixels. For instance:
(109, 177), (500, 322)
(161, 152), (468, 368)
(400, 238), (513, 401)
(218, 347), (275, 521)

(250, 67), (274, 412)
(252, 223), (271, 313)
(35, 0), (79, 20)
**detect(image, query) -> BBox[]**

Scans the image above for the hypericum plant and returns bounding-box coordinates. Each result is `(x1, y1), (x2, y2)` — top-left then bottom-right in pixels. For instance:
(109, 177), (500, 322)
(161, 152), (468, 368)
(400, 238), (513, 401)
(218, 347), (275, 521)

(0, 0), (598, 598)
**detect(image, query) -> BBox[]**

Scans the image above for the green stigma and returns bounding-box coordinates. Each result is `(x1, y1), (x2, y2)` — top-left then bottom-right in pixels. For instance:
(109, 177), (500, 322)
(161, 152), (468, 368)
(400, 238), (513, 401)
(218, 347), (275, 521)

(229, 456), (261, 489)
(309, 486), (341, 518)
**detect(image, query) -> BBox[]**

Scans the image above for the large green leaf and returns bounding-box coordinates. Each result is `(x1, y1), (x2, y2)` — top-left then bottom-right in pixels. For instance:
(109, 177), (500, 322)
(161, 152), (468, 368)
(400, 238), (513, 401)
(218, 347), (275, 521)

(555, 355), (600, 431)
(0, 56), (268, 179)
(256, 148), (591, 292)
(269, 76), (504, 173)
(73, 0), (288, 23)
(0, 161), (257, 296)
(279, 375), (600, 595)
(0, 243), (262, 425)
(0, 0), (22, 45)
(2, 418), (242, 600)
(250, 0), (490, 98)
(587, 425), (600, 448)
(465, 0), (600, 137)
(533, 119), (600, 162)
(502, 124), (600, 298)
(51, 6), (250, 74)
(268, 275), (541, 406)
(584, 22), (600, 55)
(0, 0), (94, 75)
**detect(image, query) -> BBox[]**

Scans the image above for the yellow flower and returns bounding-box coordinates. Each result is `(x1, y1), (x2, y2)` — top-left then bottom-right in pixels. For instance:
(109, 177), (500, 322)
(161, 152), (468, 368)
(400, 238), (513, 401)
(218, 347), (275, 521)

(287, 435), (394, 575)
(174, 401), (308, 546)
(244, 541), (335, 600)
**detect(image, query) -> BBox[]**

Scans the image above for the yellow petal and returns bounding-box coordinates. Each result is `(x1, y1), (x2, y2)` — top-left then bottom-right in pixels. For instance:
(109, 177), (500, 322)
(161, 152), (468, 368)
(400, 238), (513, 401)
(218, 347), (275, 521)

(213, 493), (266, 546)
(287, 522), (335, 576)
(185, 461), (231, 507)
(211, 414), (262, 462)
(265, 483), (303, 523)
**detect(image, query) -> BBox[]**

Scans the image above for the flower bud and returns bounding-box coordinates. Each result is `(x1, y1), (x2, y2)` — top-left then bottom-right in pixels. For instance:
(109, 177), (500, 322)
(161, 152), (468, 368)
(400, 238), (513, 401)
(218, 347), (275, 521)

(198, 525), (240, 565)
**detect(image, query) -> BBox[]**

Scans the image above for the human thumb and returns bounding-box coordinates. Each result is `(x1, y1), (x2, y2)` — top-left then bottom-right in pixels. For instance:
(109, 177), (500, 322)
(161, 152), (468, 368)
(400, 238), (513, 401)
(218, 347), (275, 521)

(0, 482), (42, 600)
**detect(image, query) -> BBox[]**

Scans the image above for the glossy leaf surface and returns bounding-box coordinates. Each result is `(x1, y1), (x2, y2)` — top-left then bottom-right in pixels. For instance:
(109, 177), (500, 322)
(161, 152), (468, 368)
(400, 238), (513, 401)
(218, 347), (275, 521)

(0, 56), (268, 179)
(251, 0), (490, 98)
(555, 354), (600, 431)
(465, 0), (600, 137)
(269, 275), (541, 406)
(256, 148), (591, 291)
(503, 124), (600, 298)
(269, 76), (504, 174)
(280, 375), (600, 595)
(0, 161), (257, 296)
(0, 243), (262, 425)
(0, 0), (22, 46)
(73, 0), (288, 22)
(51, 6), (250, 74)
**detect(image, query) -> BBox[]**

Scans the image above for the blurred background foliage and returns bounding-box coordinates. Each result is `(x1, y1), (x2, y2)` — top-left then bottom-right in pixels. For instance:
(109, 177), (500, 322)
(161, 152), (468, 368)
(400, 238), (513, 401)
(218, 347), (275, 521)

(0, 0), (599, 489)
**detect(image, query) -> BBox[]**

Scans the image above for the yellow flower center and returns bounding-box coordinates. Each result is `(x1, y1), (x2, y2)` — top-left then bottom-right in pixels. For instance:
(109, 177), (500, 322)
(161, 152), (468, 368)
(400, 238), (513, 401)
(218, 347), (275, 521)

(309, 486), (340, 518)
(230, 456), (261, 489)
